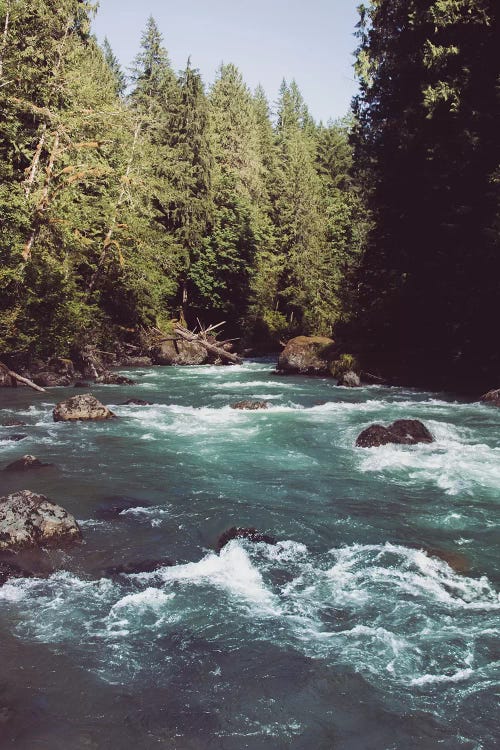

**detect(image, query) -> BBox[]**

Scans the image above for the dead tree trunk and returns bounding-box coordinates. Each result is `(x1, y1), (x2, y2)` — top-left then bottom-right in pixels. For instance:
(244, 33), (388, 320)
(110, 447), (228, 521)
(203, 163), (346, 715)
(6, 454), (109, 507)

(87, 120), (142, 295)
(0, 362), (46, 392)
(22, 126), (61, 261)
(0, 1), (10, 81)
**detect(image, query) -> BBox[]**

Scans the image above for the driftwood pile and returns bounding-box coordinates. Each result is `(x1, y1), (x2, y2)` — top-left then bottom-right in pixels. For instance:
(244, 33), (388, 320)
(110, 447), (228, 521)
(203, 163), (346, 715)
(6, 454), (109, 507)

(154, 321), (243, 365)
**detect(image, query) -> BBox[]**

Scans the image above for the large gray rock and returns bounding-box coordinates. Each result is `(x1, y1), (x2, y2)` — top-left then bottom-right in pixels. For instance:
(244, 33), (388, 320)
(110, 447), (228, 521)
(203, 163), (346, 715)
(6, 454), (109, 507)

(481, 389), (500, 407)
(356, 419), (434, 448)
(337, 370), (361, 387)
(0, 490), (81, 551)
(277, 336), (337, 375)
(53, 394), (116, 422)
(151, 339), (208, 366)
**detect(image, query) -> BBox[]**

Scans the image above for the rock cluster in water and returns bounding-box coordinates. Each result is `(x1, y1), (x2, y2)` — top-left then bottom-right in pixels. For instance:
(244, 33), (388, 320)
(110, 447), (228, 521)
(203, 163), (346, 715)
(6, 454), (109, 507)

(337, 370), (361, 387)
(0, 490), (81, 552)
(356, 419), (434, 448)
(481, 388), (500, 407)
(230, 400), (269, 410)
(277, 336), (337, 376)
(53, 394), (116, 422)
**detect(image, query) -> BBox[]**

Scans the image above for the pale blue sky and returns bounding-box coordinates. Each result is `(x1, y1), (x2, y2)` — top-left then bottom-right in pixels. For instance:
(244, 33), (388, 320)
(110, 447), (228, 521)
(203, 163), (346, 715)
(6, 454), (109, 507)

(92, 0), (360, 123)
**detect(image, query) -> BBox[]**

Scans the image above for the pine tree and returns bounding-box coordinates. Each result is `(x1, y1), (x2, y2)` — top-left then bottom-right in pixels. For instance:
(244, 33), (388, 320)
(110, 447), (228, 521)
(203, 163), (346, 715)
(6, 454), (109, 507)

(350, 0), (499, 387)
(151, 61), (213, 321)
(102, 37), (126, 96)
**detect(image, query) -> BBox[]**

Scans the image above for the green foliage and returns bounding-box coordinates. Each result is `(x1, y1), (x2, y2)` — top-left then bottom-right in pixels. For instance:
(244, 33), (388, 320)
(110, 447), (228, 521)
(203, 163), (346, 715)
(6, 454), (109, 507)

(330, 353), (359, 378)
(0, 3), (364, 360)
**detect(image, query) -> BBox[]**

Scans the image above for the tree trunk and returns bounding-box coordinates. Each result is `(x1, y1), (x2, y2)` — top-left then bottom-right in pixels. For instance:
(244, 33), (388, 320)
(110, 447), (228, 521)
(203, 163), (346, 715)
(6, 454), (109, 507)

(0, 1), (10, 81)
(0, 362), (46, 392)
(24, 123), (47, 198)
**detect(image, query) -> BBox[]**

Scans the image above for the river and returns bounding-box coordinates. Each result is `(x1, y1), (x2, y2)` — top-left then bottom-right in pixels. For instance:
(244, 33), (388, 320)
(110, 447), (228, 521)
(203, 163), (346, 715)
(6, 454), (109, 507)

(0, 359), (499, 749)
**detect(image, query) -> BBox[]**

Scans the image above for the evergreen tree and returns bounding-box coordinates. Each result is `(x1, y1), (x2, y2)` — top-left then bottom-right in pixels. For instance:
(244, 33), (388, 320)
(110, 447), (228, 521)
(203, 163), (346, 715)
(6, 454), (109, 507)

(189, 63), (266, 327)
(350, 0), (499, 387)
(102, 37), (126, 96)
(151, 61), (213, 321)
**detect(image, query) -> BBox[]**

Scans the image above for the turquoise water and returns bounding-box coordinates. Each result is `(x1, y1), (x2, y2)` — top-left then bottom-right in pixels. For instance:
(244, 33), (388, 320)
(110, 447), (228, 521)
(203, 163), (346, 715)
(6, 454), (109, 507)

(0, 360), (499, 749)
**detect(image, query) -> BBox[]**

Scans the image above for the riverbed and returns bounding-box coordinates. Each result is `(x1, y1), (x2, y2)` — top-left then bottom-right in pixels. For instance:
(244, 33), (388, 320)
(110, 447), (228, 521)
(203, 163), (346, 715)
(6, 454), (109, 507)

(0, 360), (499, 749)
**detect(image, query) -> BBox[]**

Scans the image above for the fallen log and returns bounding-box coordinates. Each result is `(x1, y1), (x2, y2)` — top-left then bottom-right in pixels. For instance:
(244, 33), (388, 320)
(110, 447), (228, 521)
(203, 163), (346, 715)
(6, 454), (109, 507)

(173, 325), (243, 365)
(0, 361), (46, 392)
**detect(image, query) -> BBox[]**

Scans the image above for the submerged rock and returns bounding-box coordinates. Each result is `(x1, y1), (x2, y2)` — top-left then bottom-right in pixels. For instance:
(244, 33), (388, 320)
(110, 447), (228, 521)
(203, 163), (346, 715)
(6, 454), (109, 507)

(73, 381), (91, 388)
(2, 434), (27, 442)
(423, 547), (471, 574)
(356, 419), (434, 448)
(230, 400), (269, 410)
(2, 420), (26, 427)
(0, 490), (81, 551)
(3, 455), (55, 472)
(53, 394), (116, 422)
(95, 496), (152, 520)
(104, 558), (174, 577)
(216, 527), (277, 552)
(337, 370), (361, 388)
(481, 388), (500, 407)
(277, 336), (337, 376)
(121, 398), (153, 406)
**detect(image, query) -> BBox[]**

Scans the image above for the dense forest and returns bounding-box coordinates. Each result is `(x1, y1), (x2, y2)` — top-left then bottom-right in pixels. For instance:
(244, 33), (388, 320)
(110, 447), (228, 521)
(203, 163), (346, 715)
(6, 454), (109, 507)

(0, 0), (498, 389)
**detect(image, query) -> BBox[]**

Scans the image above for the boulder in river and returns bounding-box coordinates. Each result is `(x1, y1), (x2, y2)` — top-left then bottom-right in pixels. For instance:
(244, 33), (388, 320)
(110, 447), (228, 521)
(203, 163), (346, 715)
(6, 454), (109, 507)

(3, 455), (55, 472)
(151, 339), (208, 366)
(277, 336), (337, 376)
(423, 547), (471, 574)
(95, 371), (136, 385)
(95, 496), (152, 520)
(73, 381), (91, 388)
(121, 398), (153, 406)
(32, 371), (72, 387)
(230, 400), (269, 410)
(104, 558), (174, 577)
(0, 560), (33, 586)
(480, 388), (500, 407)
(216, 527), (277, 552)
(0, 490), (81, 551)
(337, 370), (361, 388)
(356, 419), (434, 448)
(48, 357), (75, 377)
(53, 394), (116, 422)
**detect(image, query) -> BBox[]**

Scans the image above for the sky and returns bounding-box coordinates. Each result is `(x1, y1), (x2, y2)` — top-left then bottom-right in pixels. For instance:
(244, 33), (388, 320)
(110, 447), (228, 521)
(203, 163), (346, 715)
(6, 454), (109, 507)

(92, 0), (360, 123)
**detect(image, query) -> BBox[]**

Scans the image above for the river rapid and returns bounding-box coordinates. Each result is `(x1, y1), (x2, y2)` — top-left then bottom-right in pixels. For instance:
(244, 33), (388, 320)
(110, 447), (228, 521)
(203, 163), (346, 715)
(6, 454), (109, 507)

(0, 359), (499, 749)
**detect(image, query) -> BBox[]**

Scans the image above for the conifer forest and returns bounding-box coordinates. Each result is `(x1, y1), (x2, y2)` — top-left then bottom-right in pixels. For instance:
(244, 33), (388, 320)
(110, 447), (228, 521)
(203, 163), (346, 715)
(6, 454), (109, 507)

(0, 0), (498, 389)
